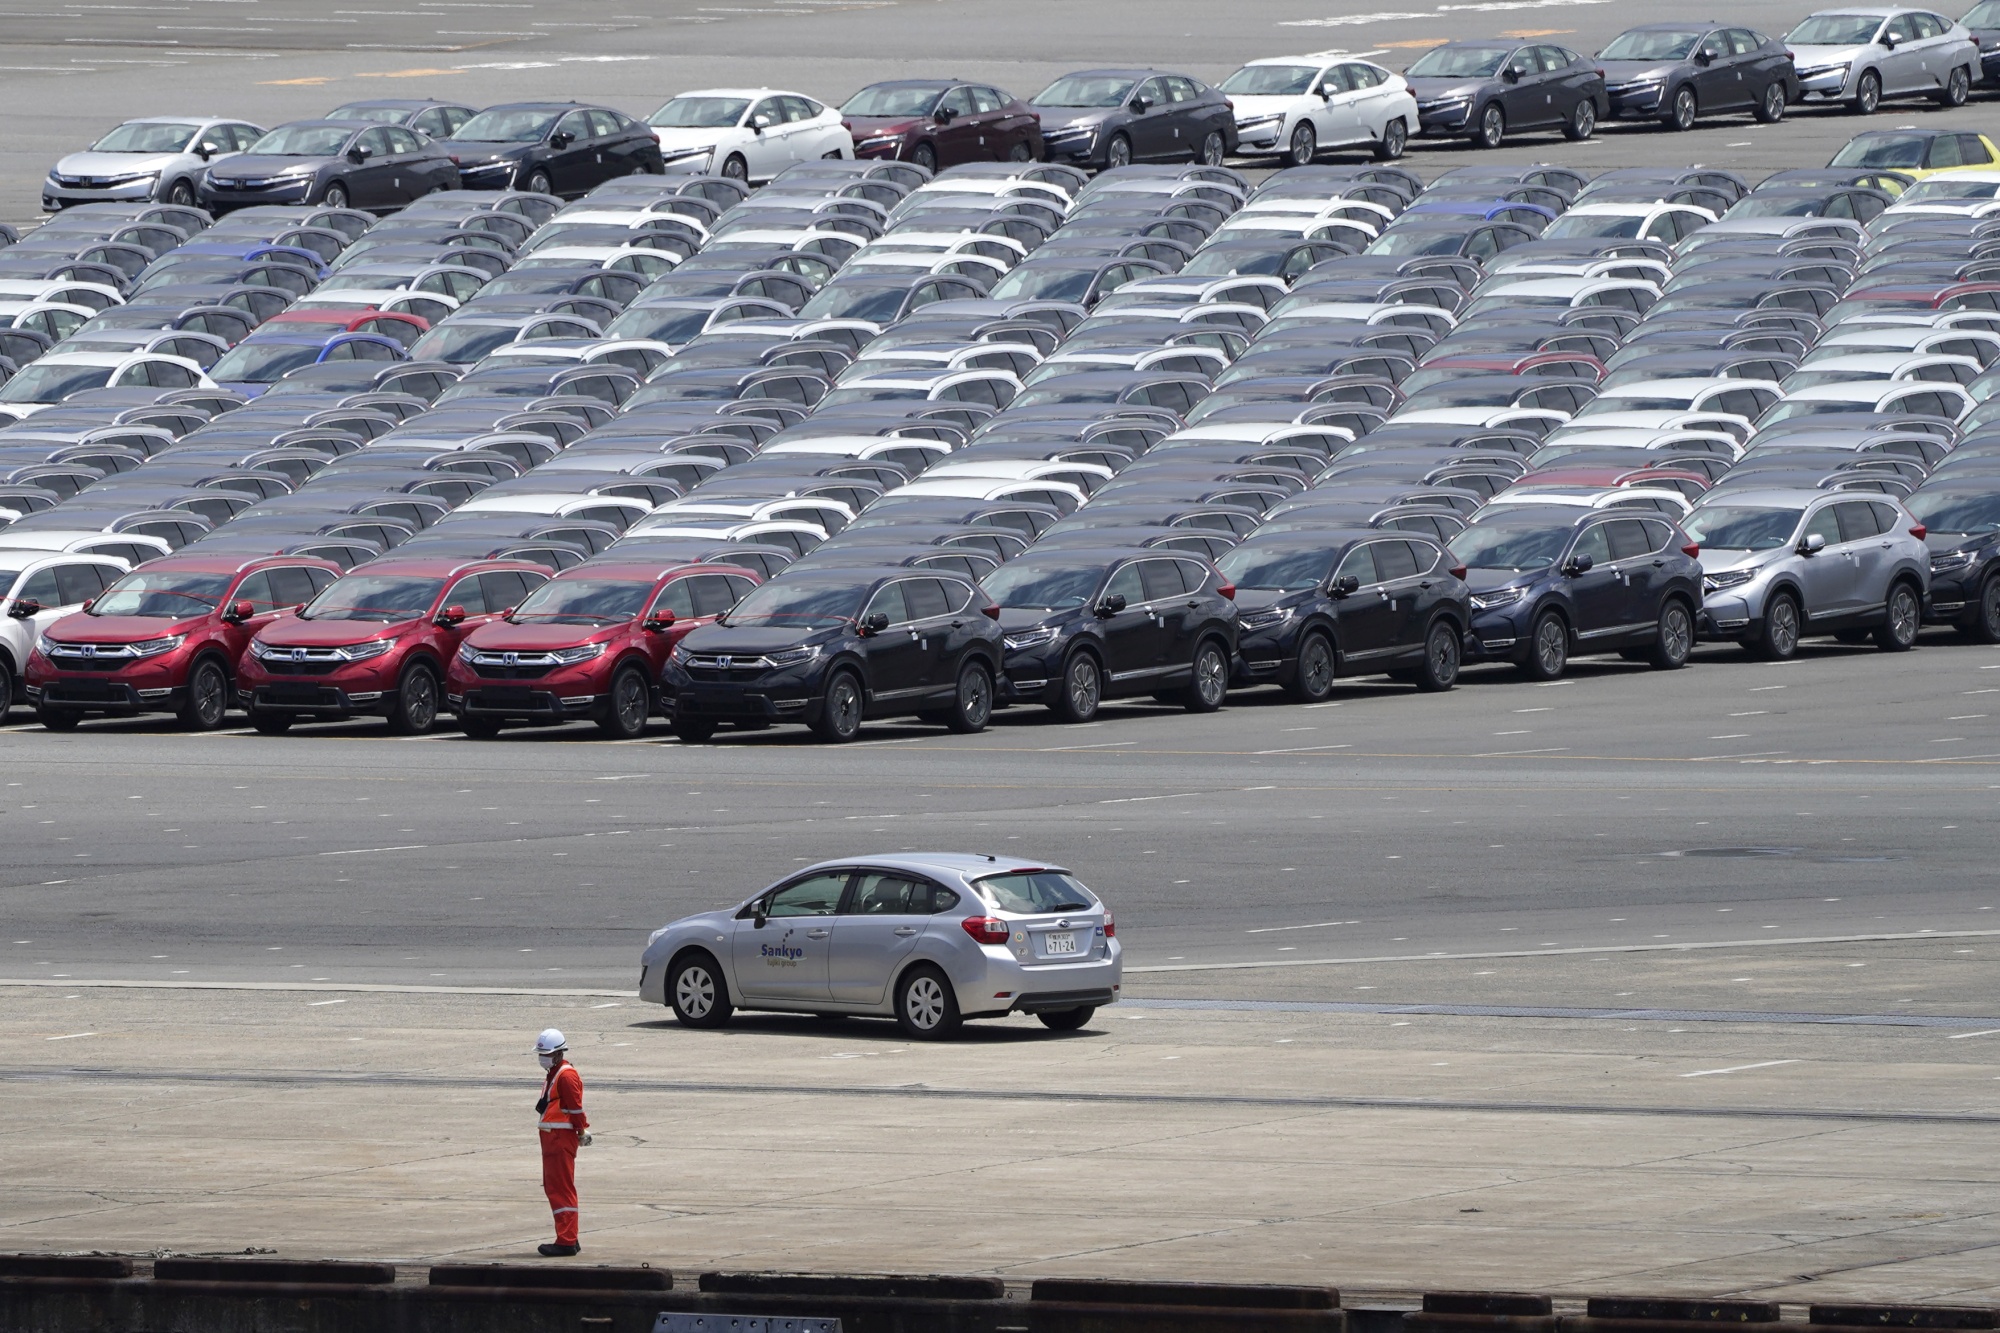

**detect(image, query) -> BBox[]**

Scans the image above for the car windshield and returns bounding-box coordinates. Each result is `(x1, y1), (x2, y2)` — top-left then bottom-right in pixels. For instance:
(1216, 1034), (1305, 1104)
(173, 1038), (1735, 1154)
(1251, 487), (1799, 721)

(1406, 46), (1512, 78)
(91, 122), (200, 153)
(721, 579), (865, 628)
(1902, 178), (2000, 201)
(1220, 63), (1323, 96)
(1831, 133), (1929, 168)
(1033, 75), (1137, 107)
(649, 96), (750, 128)
(981, 559), (1104, 610)
(90, 569), (231, 617)
(841, 85), (945, 117)
(245, 125), (352, 157)
(1545, 211), (1644, 238)
(209, 341), (323, 383)
(1726, 195), (1825, 218)
(1968, 0), (2000, 23)
(328, 104), (413, 124)
(452, 108), (560, 143)
(1449, 521), (1572, 570)
(1682, 504), (1803, 549)
(1599, 29), (1704, 59)
(0, 362), (115, 403)
(988, 265), (1095, 302)
(1367, 227), (1473, 256)
(1216, 544), (1334, 591)
(974, 869), (1096, 914)
(509, 577), (651, 623)
(409, 323), (521, 363)
(300, 574), (444, 621)
(797, 285), (909, 321)
(1909, 490), (2000, 533)
(602, 306), (712, 344)
(1808, 13), (1900, 45)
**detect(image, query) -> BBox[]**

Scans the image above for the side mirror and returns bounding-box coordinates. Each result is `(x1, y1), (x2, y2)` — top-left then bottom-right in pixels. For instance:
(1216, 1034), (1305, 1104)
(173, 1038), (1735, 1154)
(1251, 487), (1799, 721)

(1096, 593), (1128, 617)
(751, 114), (773, 132)
(347, 147), (369, 163)
(223, 599), (255, 625)
(861, 610), (891, 635)
(1694, 49), (1713, 65)
(7, 598), (41, 619)
(197, 144), (216, 161)
(1800, 532), (1827, 555)
(1880, 32), (1897, 46)
(80, 599), (94, 614)
(644, 609), (676, 631)
(551, 131), (574, 149)
(934, 107), (955, 124)
(1319, 84), (1337, 100)
(1331, 575), (1361, 597)
(1565, 553), (1594, 575)
(1130, 97), (1152, 114)
(753, 911), (768, 929)
(434, 604), (466, 627)
(1502, 66), (1522, 83)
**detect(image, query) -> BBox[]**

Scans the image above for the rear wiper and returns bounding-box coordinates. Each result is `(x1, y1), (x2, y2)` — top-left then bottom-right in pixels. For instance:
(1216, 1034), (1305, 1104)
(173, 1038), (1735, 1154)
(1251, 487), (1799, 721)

(1045, 901), (1090, 912)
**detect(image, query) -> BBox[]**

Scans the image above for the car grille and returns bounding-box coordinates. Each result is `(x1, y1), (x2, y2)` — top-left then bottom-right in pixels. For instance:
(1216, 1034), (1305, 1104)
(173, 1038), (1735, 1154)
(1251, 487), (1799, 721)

(471, 662), (557, 680)
(45, 680), (131, 702)
(263, 659), (343, 676)
(680, 653), (774, 682)
(264, 683), (341, 706)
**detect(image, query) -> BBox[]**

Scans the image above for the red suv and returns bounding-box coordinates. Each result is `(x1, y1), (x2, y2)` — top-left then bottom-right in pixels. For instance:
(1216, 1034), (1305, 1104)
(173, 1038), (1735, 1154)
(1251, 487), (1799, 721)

(26, 555), (341, 731)
(236, 557), (548, 734)
(446, 560), (760, 739)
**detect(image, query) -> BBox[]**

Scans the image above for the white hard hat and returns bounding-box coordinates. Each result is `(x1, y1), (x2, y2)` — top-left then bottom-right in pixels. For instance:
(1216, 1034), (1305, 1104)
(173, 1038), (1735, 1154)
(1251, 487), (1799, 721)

(534, 1028), (567, 1055)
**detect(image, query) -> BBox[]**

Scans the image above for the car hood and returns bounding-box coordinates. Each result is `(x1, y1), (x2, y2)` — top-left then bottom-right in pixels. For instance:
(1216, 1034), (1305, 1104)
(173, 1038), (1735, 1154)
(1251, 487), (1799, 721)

(1406, 77), (1491, 102)
(208, 154), (329, 179)
(1463, 567), (1545, 593)
(436, 140), (535, 164)
(652, 907), (736, 945)
(1696, 549), (1779, 575)
(1926, 529), (1998, 553)
(843, 116), (926, 139)
(46, 611), (207, 643)
(680, 623), (843, 654)
(1029, 106), (1117, 133)
(1599, 60), (1686, 83)
(461, 620), (624, 651)
(54, 150), (188, 176)
(1228, 94), (1310, 119)
(1229, 588), (1311, 613)
(996, 606), (1085, 632)
(650, 127), (731, 151)
(1787, 42), (1870, 67)
(258, 617), (416, 648)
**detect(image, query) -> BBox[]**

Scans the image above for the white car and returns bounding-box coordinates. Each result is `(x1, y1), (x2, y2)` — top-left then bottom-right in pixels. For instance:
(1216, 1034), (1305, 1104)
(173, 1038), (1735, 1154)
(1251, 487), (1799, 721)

(0, 352), (212, 423)
(645, 88), (852, 184)
(0, 553), (130, 716)
(1218, 56), (1419, 165)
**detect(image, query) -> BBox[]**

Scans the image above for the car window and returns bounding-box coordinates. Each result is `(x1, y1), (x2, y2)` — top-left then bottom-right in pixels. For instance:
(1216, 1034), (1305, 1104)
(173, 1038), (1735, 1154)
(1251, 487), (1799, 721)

(765, 872), (847, 917)
(18, 568), (62, 606)
(864, 580), (910, 625)
(1164, 76), (1201, 102)
(1929, 135), (1963, 169)
(1604, 519), (1655, 562)
(939, 86), (974, 117)
(1834, 499), (1885, 542)
(1375, 540), (1421, 580)
(1534, 46), (1569, 72)
(489, 570), (543, 607)
(1335, 543), (1379, 586)
(356, 127), (393, 158)
(1570, 523), (1613, 567)
(1103, 562), (1145, 605)
(1133, 77), (1167, 107)
(231, 571), (277, 612)
(55, 563), (111, 604)
(903, 577), (950, 620)
(267, 566), (320, 606)
(651, 578), (697, 620)
(584, 110), (619, 138)
(387, 127), (423, 154)
(968, 86), (1003, 114)
(441, 575), (487, 614)
(1697, 31), (1728, 60)
(412, 108), (448, 137)
(1913, 12), (1945, 37)
(1133, 559), (1183, 602)
(1351, 63), (1386, 89)
(1957, 133), (1994, 166)
(684, 574), (739, 618)
(1726, 28), (1760, 54)
(847, 872), (932, 915)
(554, 110), (592, 141)
(1802, 505), (1842, 548)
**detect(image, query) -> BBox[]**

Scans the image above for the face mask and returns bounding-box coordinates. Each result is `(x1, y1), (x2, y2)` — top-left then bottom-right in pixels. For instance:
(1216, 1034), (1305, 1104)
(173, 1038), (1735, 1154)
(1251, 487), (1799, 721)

(538, 1053), (557, 1070)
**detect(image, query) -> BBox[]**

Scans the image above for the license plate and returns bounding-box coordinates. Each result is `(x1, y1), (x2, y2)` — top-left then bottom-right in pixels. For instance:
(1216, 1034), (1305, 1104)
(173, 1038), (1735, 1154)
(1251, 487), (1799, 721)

(1043, 931), (1077, 956)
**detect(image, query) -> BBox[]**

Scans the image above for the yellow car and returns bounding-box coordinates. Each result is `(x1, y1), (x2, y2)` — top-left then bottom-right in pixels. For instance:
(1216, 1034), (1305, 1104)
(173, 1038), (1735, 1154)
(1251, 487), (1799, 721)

(1828, 128), (2000, 184)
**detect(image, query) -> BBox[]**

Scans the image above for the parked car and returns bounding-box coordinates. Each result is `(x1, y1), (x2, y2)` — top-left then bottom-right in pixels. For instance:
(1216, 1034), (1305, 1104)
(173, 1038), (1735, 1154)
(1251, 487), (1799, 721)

(45, 117), (263, 212)
(1595, 23), (1800, 129)
(1219, 56), (1418, 164)
(646, 89), (853, 182)
(1782, 7), (1978, 112)
(840, 80), (1044, 173)
(1031, 69), (1239, 170)
(437, 103), (666, 198)
(0, 553), (130, 716)
(1406, 41), (1609, 149)
(198, 120), (460, 214)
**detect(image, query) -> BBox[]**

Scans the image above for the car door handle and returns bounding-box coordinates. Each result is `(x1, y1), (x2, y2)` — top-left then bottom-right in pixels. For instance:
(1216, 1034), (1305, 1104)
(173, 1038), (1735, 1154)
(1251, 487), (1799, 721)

(806, 928), (831, 939)
(893, 926), (920, 936)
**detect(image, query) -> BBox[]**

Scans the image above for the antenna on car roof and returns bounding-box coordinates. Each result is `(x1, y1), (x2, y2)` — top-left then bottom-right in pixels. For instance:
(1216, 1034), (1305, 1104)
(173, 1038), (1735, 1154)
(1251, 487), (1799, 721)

(985, 854), (996, 861)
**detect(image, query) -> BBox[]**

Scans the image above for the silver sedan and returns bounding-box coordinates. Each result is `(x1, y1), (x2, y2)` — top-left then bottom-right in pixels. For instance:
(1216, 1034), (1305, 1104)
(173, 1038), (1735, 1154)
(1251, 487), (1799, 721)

(638, 853), (1122, 1039)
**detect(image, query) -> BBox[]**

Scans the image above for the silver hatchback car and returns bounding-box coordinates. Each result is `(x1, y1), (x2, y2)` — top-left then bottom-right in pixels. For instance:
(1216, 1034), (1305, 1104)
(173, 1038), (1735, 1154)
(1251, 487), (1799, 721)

(639, 853), (1122, 1039)
(1683, 487), (1930, 658)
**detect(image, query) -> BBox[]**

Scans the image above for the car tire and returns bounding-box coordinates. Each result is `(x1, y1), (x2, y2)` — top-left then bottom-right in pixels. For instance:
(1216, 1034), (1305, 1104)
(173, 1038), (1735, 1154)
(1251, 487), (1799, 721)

(1038, 1006), (1096, 1032)
(1665, 85), (1697, 131)
(1104, 133), (1132, 170)
(911, 142), (938, 173)
(1182, 638), (1228, 712)
(1055, 650), (1101, 723)
(0, 667), (12, 719)
(1282, 630), (1337, 703)
(37, 704), (81, 731)
(322, 181), (349, 209)
(1754, 592), (1801, 660)
(721, 153), (749, 182)
(1520, 610), (1569, 681)
(1754, 81), (1788, 123)
(1472, 103), (1505, 150)
(807, 669), (864, 742)
(945, 659), (992, 733)
(460, 716), (504, 739)
(1009, 140), (1034, 162)
(248, 709), (293, 735)
(1374, 117), (1408, 161)
(596, 664), (651, 739)
(165, 178), (197, 206)
(1288, 121), (1318, 168)
(668, 950), (733, 1028)
(524, 167), (554, 195)
(1937, 64), (1971, 106)
(1853, 69), (1882, 114)
(1957, 576), (2000, 643)
(672, 715), (716, 743)
(177, 656), (230, 731)
(1414, 618), (1461, 692)
(1647, 600), (1694, 670)
(1562, 97), (1596, 141)
(895, 964), (962, 1040)
(1876, 580), (1921, 651)
(1199, 130), (1226, 165)
(386, 662), (440, 735)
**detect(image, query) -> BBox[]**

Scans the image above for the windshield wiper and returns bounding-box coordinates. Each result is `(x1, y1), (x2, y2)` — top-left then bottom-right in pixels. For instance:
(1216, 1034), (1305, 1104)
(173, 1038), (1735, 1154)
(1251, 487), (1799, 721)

(1044, 901), (1091, 912)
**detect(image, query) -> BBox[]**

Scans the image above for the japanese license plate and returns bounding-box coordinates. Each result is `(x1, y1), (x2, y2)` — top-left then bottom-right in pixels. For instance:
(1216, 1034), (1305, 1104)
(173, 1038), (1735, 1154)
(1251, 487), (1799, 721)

(1043, 931), (1077, 955)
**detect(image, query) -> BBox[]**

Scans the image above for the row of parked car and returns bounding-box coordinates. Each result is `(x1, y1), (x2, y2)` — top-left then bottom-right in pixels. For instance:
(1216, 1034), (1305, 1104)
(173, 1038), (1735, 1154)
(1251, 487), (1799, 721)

(4, 123), (2000, 740)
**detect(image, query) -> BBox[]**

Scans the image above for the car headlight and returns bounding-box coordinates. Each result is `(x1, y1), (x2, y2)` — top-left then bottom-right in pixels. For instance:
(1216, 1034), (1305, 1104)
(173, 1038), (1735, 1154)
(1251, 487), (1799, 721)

(668, 642), (692, 663)
(103, 169), (161, 186)
(1469, 586), (1528, 610)
(1237, 605), (1295, 631)
(1236, 115), (1283, 129)
(131, 634), (185, 657)
(550, 642), (607, 664)
(340, 639), (394, 661)
(35, 633), (56, 655)
(1002, 625), (1059, 650)
(765, 644), (822, 667)
(457, 641), (479, 663)
(1796, 62), (1849, 79)
(1703, 569), (1756, 591)
(857, 134), (905, 148)
(1931, 549), (1975, 573)
(1419, 95), (1473, 112)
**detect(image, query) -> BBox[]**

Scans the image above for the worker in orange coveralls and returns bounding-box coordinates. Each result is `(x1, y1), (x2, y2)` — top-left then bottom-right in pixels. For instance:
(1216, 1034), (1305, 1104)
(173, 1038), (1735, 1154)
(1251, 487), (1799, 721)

(533, 1028), (590, 1256)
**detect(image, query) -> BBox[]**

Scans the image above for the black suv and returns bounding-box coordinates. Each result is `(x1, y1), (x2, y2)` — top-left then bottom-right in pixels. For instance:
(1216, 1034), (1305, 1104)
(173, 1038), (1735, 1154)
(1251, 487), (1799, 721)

(984, 548), (1239, 722)
(662, 568), (1003, 742)
(1449, 505), (1703, 680)
(1216, 530), (1471, 700)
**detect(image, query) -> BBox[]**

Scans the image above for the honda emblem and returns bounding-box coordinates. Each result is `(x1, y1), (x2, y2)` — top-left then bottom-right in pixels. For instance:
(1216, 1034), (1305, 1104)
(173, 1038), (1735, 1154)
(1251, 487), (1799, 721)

(503, 652), (519, 666)
(291, 648), (307, 662)
(80, 644), (96, 658)
(717, 655), (733, 669)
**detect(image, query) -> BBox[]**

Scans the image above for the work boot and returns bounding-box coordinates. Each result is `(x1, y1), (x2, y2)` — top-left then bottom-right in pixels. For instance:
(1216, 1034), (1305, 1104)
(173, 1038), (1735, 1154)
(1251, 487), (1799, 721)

(538, 1243), (580, 1257)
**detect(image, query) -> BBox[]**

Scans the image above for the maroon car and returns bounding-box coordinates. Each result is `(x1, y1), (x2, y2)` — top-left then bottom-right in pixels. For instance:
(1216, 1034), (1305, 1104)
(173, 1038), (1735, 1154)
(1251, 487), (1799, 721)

(235, 556), (548, 734)
(445, 559), (760, 739)
(839, 79), (1042, 173)
(26, 555), (341, 731)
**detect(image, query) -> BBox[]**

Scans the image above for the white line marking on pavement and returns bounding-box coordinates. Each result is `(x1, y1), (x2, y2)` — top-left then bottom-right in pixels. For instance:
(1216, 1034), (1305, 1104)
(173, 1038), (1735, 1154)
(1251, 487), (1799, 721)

(44, 1032), (96, 1041)
(1682, 1059), (1799, 1078)
(1946, 1028), (2000, 1039)
(307, 998), (346, 1006)
(318, 844), (426, 856)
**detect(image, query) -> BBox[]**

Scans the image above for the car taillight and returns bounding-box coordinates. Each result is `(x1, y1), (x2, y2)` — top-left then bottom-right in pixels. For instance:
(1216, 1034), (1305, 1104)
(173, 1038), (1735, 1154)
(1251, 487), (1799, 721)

(1450, 564), (1467, 580)
(1682, 543), (1700, 557)
(1911, 524), (1927, 539)
(1102, 914), (1115, 938)
(982, 601), (1001, 619)
(961, 916), (1010, 945)
(1218, 582), (1235, 599)
(448, 154), (460, 164)
(1595, 68), (1605, 79)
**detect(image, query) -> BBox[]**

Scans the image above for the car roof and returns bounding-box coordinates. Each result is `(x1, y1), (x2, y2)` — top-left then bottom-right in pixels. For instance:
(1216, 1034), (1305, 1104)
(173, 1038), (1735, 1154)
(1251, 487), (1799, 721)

(673, 87), (801, 98)
(341, 556), (541, 576)
(794, 852), (1070, 884)
(553, 560), (705, 581)
(481, 101), (586, 111)
(264, 119), (369, 131)
(331, 98), (465, 109)
(1693, 487), (1838, 505)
